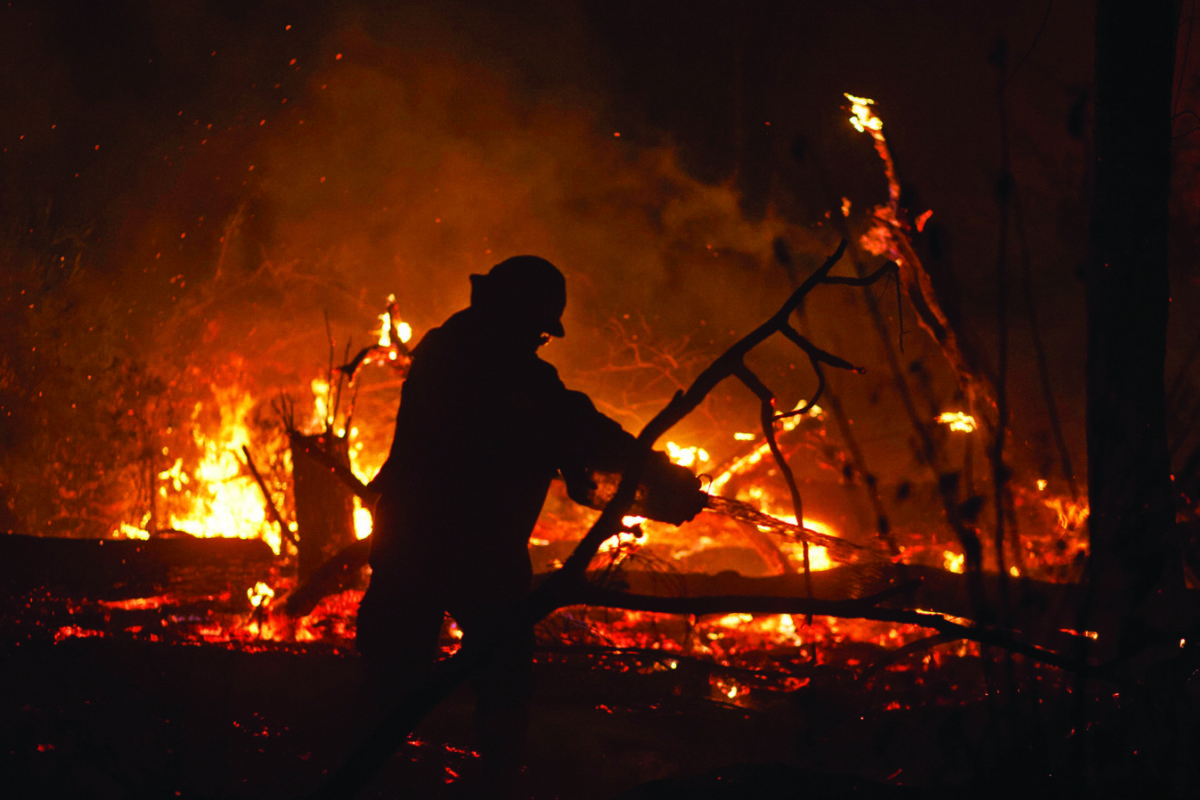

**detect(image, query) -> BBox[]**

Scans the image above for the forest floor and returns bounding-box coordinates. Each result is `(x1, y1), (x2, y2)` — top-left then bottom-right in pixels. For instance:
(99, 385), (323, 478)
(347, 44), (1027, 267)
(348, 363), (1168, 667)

(5, 629), (1195, 799)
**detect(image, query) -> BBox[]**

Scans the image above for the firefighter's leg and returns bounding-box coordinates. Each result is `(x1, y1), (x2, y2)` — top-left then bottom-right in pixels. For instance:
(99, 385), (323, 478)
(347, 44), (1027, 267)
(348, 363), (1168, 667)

(350, 567), (446, 754)
(452, 561), (535, 793)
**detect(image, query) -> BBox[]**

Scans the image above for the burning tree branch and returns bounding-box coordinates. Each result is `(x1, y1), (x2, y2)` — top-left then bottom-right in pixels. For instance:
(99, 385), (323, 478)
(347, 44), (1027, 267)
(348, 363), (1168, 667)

(847, 94), (998, 420)
(241, 444), (297, 548)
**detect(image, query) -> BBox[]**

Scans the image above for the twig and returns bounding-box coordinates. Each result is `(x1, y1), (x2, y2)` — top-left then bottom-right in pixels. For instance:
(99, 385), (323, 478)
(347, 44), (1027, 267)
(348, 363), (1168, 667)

(241, 445), (297, 547)
(778, 229), (903, 571)
(735, 363), (818, 617)
(323, 312), (340, 432)
(846, 106), (997, 624)
(703, 496), (874, 561)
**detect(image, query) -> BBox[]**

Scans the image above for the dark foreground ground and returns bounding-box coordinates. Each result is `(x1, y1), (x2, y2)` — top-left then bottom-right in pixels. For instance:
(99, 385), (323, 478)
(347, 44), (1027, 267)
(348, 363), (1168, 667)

(4, 632), (1199, 800)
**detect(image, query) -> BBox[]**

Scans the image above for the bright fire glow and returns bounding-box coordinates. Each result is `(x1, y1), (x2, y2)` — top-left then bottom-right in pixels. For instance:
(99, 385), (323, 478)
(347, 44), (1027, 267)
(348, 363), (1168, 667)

(116, 522), (150, 540)
(710, 403), (823, 496)
(158, 388), (284, 555)
(598, 530), (641, 554)
(354, 497), (373, 540)
(943, 550), (965, 574)
(377, 297), (413, 347)
(772, 514), (836, 571)
(247, 581), (275, 608)
(845, 93), (883, 137)
(310, 378), (333, 430)
(1043, 495), (1090, 532)
(936, 411), (977, 433)
(665, 441), (709, 468)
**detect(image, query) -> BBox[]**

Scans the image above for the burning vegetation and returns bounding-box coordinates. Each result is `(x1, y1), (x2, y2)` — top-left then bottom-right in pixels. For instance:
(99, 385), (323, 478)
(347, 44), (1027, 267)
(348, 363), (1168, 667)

(4, 5), (1200, 798)
(2, 208), (1114, 798)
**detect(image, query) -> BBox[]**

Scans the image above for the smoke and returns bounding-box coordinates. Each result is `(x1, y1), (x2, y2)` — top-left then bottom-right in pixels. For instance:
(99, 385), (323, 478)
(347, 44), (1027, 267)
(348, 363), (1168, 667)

(253, 14), (824, 355)
(152, 5), (845, 438)
(2, 2), (847, 537)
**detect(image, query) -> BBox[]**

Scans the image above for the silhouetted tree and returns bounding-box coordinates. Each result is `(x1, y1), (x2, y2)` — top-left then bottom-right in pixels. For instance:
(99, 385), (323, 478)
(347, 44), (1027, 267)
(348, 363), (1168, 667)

(1086, 0), (1181, 652)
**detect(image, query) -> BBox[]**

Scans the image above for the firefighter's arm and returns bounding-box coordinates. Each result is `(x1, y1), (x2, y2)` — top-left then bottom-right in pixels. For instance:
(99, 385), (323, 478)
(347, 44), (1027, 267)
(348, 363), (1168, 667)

(636, 451), (708, 525)
(553, 389), (707, 526)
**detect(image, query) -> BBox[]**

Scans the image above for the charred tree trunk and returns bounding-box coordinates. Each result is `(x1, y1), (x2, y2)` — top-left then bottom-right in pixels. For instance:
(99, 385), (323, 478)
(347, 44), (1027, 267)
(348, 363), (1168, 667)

(290, 432), (357, 582)
(1086, 0), (1180, 651)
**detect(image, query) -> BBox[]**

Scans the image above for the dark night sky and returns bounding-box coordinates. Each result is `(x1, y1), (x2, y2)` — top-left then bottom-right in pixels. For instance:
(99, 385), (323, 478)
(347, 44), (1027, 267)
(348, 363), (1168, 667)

(2, 0), (1196, 503)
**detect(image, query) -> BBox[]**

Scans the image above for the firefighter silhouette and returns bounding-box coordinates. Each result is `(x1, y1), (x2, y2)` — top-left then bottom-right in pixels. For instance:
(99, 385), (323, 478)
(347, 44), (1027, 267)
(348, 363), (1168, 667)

(356, 255), (705, 777)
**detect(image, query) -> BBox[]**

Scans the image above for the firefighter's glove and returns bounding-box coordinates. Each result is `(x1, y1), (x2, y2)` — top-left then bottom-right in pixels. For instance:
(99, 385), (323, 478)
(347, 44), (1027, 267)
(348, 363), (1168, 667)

(640, 453), (708, 526)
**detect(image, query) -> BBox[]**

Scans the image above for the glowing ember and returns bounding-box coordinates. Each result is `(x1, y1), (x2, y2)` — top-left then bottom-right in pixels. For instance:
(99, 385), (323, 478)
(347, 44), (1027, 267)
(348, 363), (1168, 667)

(247, 581), (275, 608)
(936, 411), (977, 433)
(711, 674), (751, 704)
(98, 596), (170, 610)
(1036, 479), (1048, 491)
(54, 626), (102, 644)
(717, 613), (754, 628)
(1059, 628), (1100, 640)
(116, 522), (150, 540)
(845, 93), (884, 136)
(377, 294), (413, 346)
(1043, 495), (1089, 532)
(598, 530), (642, 554)
(943, 551), (966, 574)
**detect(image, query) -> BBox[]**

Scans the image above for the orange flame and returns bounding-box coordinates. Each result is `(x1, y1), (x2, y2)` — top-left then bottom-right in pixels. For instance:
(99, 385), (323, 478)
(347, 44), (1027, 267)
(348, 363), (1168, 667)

(936, 411), (977, 433)
(152, 387), (284, 554)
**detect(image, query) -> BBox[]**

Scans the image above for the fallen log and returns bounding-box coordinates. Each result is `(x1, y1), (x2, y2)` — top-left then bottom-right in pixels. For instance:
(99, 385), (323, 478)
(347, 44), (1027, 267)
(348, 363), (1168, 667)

(282, 537), (371, 617)
(567, 565), (1102, 657)
(0, 532), (275, 598)
(587, 565), (1074, 622)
